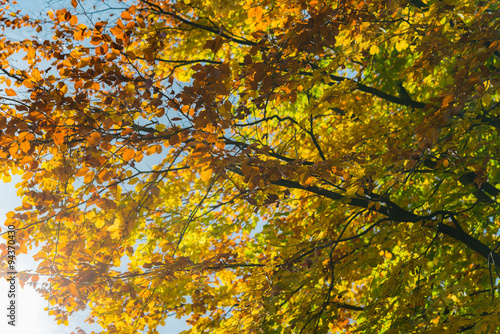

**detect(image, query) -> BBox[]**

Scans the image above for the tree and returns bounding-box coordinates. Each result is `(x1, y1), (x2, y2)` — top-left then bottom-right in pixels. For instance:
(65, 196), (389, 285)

(0, 0), (500, 332)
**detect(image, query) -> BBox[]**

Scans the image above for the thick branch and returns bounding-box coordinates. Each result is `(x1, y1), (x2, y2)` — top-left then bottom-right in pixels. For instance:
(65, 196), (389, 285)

(299, 71), (426, 108)
(330, 74), (427, 109)
(437, 223), (500, 268)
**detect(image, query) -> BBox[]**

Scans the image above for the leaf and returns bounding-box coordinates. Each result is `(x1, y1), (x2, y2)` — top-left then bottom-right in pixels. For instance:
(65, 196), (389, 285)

(369, 45), (379, 55)
(122, 148), (136, 162)
(20, 141), (30, 153)
(5, 2), (500, 334)
(121, 11), (133, 20)
(86, 132), (101, 146)
(395, 39), (409, 52)
(5, 88), (16, 96)
(483, 93), (491, 106)
(346, 185), (358, 196)
(200, 168), (213, 181)
(95, 219), (106, 229)
(442, 95), (454, 108)
(53, 132), (65, 146)
(98, 169), (111, 182)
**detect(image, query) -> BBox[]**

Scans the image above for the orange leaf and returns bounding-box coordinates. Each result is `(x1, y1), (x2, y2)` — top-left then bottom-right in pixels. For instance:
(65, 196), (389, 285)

(442, 95), (454, 108)
(86, 132), (101, 146)
(20, 141), (30, 153)
(5, 89), (16, 96)
(75, 167), (89, 177)
(53, 132), (65, 146)
(122, 148), (136, 162)
(134, 151), (144, 162)
(98, 169), (111, 182)
(200, 168), (213, 181)
(121, 11), (133, 21)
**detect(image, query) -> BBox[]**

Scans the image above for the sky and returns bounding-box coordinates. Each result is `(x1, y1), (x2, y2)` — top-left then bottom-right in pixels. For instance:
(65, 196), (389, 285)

(0, 0), (191, 333)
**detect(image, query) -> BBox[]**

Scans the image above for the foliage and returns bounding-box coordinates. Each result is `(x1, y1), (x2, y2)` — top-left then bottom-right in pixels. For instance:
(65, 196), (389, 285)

(0, 0), (500, 333)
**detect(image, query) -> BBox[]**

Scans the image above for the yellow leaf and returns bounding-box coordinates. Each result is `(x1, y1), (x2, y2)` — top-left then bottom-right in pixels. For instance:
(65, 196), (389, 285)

(145, 146), (157, 155)
(60, 84), (68, 95)
(125, 83), (135, 93)
(346, 185), (358, 196)
(95, 219), (106, 229)
(303, 176), (314, 187)
(369, 45), (379, 55)
(108, 220), (121, 232)
(3, 174), (12, 183)
(395, 39), (409, 52)
(483, 93), (491, 106)
(84, 171), (95, 183)
(200, 168), (213, 181)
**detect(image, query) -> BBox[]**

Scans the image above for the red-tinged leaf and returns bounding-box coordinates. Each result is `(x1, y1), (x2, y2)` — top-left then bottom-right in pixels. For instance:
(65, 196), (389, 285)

(71, 0), (78, 8)
(212, 82), (229, 96)
(169, 133), (180, 146)
(126, 246), (134, 255)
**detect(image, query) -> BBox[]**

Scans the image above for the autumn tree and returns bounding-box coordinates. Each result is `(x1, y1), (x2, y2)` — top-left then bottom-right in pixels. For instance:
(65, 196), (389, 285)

(0, 0), (500, 332)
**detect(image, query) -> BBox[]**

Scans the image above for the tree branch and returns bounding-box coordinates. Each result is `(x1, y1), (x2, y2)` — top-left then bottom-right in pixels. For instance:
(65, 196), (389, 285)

(140, 0), (257, 46)
(437, 222), (500, 268)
